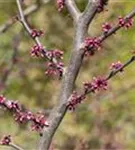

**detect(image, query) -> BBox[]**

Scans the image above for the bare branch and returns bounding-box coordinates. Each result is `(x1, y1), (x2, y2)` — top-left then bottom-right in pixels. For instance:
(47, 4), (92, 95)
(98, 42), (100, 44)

(16, 0), (44, 47)
(0, 0), (51, 35)
(9, 143), (24, 150)
(16, 0), (31, 35)
(65, 0), (81, 22)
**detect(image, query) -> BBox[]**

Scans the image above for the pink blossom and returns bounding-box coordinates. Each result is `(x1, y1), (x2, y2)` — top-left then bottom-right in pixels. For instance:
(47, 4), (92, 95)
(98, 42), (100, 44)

(0, 95), (5, 104)
(91, 77), (108, 91)
(5, 100), (21, 112)
(45, 62), (64, 77)
(83, 77), (108, 93)
(97, 0), (108, 13)
(14, 111), (33, 123)
(110, 61), (123, 71)
(31, 112), (49, 132)
(0, 96), (49, 133)
(102, 22), (112, 33)
(118, 16), (134, 29)
(84, 37), (101, 51)
(67, 91), (86, 111)
(31, 45), (44, 57)
(46, 49), (63, 60)
(31, 29), (43, 38)
(83, 82), (95, 93)
(56, 0), (65, 12)
(0, 135), (11, 145)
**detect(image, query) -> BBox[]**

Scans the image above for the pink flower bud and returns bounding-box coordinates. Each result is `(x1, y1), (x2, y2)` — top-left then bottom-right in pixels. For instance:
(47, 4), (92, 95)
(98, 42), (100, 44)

(110, 61), (123, 71)
(31, 29), (43, 38)
(102, 22), (112, 33)
(56, 0), (65, 12)
(118, 16), (134, 29)
(0, 135), (11, 145)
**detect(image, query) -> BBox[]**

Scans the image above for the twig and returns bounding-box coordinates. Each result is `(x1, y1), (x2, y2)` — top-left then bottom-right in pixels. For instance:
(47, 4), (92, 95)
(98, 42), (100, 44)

(97, 8), (135, 45)
(9, 143), (24, 150)
(16, 0), (62, 77)
(106, 56), (135, 80)
(85, 55), (135, 97)
(0, 0), (51, 34)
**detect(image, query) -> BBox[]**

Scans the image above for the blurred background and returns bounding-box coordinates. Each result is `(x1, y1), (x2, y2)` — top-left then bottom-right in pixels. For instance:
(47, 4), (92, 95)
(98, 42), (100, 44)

(0, 0), (135, 149)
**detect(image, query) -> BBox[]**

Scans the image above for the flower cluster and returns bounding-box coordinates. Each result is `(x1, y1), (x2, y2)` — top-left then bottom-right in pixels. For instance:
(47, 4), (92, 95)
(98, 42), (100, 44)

(14, 111), (33, 124)
(0, 95), (49, 132)
(89, 77), (108, 91)
(45, 62), (64, 77)
(29, 25), (64, 77)
(30, 45), (44, 57)
(31, 112), (49, 132)
(45, 49), (64, 76)
(84, 76), (108, 93)
(30, 45), (64, 76)
(56, 0), (65, 12)
(0, 135), (11, 145)
(46, 49), (63, 60)
(83, 82), (95, 93)
(110, 61), (123, 71)
(31, 29), (43, 38)
(67, 77), (108, 110)
(67, 91), (86, 111)
(84, 37), (101, 51)
(118, 16), (134, 29)
(102, 22), (112, 34)
(97, 0), (108, 13)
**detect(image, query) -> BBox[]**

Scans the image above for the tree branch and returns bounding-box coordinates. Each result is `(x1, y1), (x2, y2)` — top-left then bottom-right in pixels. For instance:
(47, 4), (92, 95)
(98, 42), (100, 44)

(38, 6), (135, 150)
(38, 0), (100, 149)
(16, 0), (31, 35)
(64, 53), (135, 112)
(0, 0), (51, 35)
(16, 0), (61, 76)
(106, 56), (135, 80)
(78, 55), (135, 100)
(82, 0), (98, 26)
(9, 143), (24, 150)
(80, 8), (135, 54)
(100, 8), (135, 43)
(65, 0), (81, 22)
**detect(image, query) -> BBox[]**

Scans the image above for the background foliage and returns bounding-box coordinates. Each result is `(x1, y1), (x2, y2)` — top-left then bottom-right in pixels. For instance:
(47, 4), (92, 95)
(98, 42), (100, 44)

(0, 0), (135, 149)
